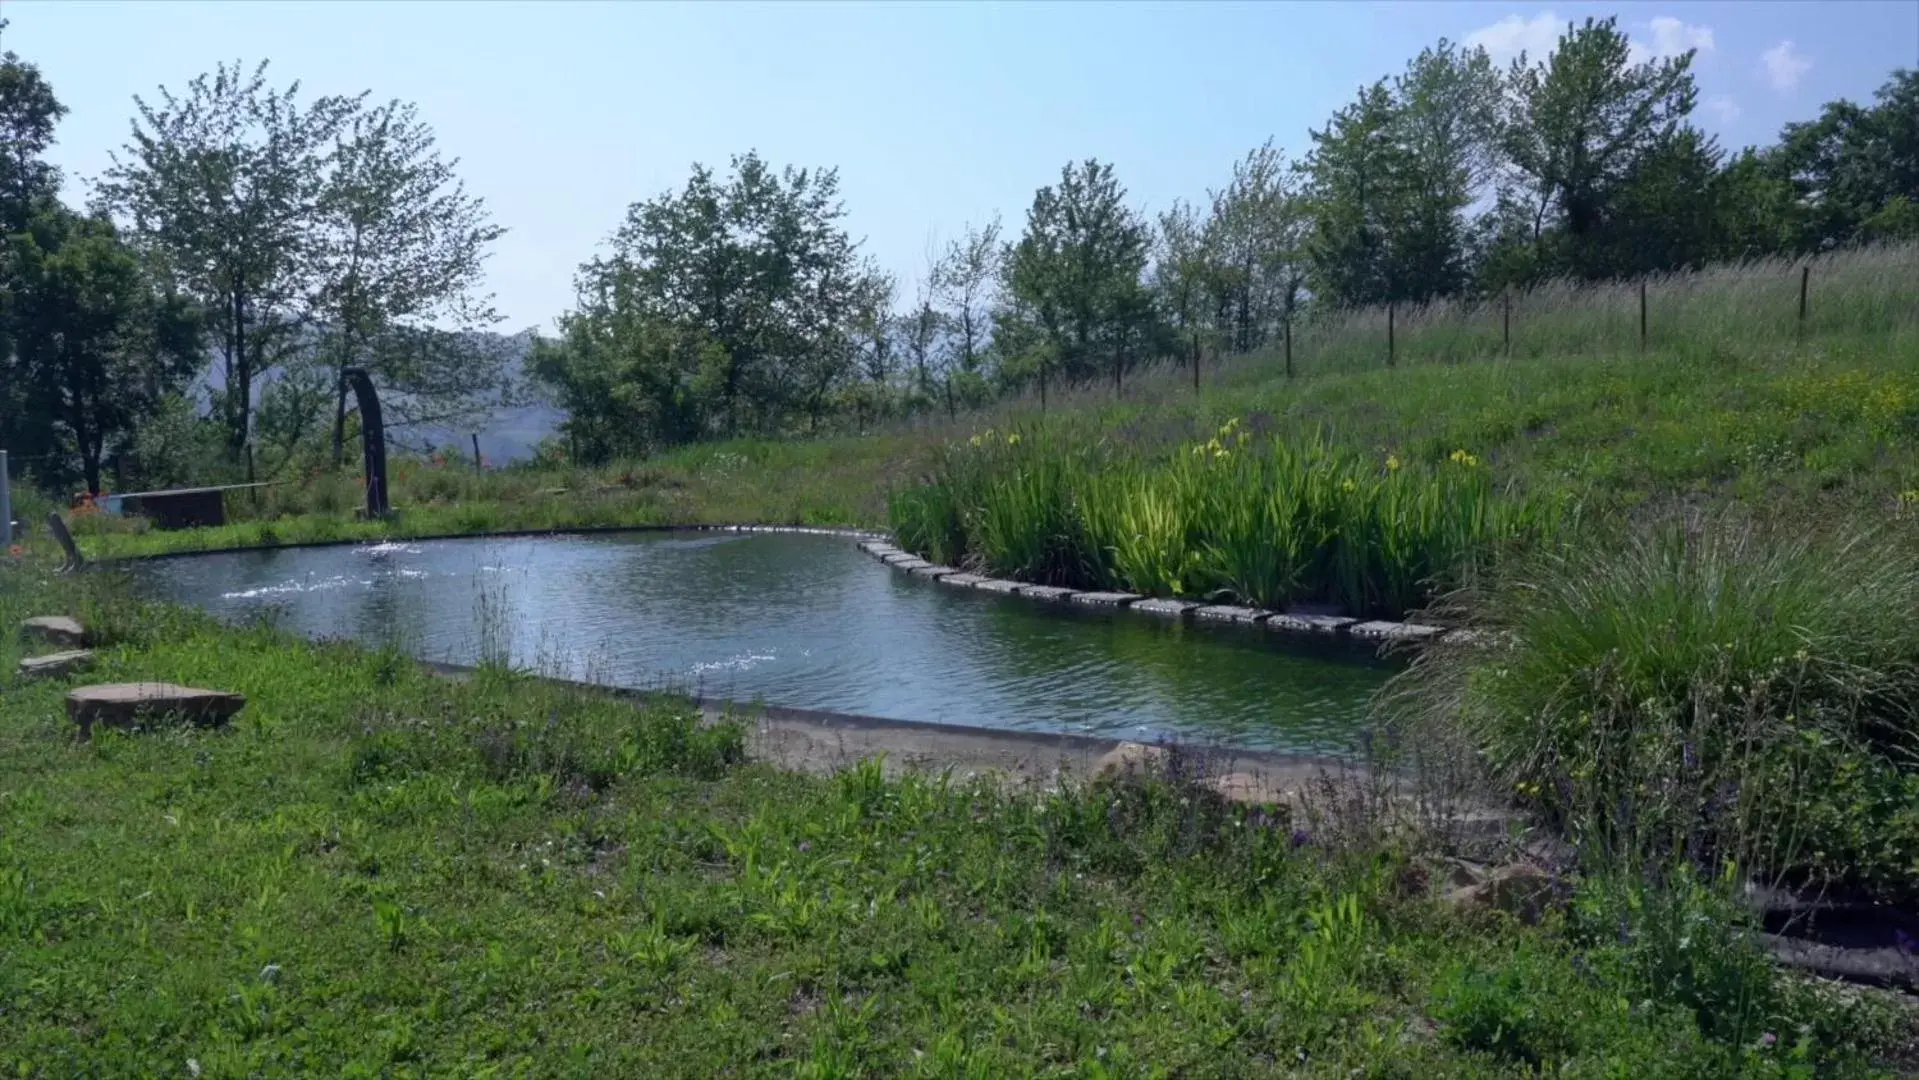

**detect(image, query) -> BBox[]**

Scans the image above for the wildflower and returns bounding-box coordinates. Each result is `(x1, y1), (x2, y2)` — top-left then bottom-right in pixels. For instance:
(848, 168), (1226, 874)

(6, 545), (21, 560)
(1385, 454), (1402, 472)
(1007, 432), (1021, 446)
(969, 435), (983, 448)
(1449, 449), (1480, 468)
(1340, 478), (1358, 493)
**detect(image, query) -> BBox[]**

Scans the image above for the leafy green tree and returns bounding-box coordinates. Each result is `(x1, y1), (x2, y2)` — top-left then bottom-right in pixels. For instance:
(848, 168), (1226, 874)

(1773, 69), (1919, 250)
(1152, 198), (1211, 373)
(931, 218), (1002, 410)
(1388, 40), (1502, 300)
(1205, 141), (1309, 350)
(538, 152), (883, 454)
(7, 207), (201, 493)
(1306, 82), (1402, 307)
(1497, 16), (1699, 278)
(1002, 159), (1155, 392)
(318, 99), (508, 463)
(98, 61), (361, 459)
(0, 30), (68, 470)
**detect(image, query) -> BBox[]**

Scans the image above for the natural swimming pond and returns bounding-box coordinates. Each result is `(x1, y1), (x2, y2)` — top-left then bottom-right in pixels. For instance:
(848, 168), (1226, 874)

(135, 530), (1397, 752)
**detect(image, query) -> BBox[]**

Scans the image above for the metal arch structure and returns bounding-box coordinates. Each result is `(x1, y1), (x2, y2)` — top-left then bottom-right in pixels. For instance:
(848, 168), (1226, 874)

(340, 367), (391, 519)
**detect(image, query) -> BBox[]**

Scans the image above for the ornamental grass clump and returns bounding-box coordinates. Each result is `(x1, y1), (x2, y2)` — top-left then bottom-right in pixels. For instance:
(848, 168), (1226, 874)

(1387, 515), (1919, 897)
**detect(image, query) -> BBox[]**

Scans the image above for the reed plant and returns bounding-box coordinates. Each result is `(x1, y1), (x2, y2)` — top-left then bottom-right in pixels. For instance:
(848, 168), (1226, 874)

(891, 420), (1566, 618)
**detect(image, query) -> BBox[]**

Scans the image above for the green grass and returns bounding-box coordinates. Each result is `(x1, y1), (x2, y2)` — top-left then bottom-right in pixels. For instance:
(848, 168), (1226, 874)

(1, 562), (1911, 1076)
(42, 244), (1916, 566)
(1385, 514), (1919, 901)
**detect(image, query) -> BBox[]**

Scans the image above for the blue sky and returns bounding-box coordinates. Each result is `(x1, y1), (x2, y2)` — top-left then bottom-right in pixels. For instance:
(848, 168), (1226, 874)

(6, 0), (1915, 331)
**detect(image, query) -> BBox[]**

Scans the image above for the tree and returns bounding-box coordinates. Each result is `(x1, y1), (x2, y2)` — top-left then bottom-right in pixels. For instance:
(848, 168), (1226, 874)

(1773, 69), (1919, 251)
(932, 217), (1001, 377)
(0, 31), (69, 471)
(1306, 82), (1402, 307)
(98, 61), (361, 459)
(1207, 141), (1309, 350)
(1152, 198), (1211, 377)
(1002, 159), (1154, 393)
(538, 152), (883, 453)
(1388, 40), (1502, 300)
(318, 99), (508, 463)
(1498, 16), (1698, 278)
(0, 22), (64, 233)
(7, 207), (200, 493)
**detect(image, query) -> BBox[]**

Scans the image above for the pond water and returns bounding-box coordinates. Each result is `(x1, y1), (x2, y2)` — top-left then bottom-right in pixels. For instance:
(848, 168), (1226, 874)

(135, 531), (1397, 752)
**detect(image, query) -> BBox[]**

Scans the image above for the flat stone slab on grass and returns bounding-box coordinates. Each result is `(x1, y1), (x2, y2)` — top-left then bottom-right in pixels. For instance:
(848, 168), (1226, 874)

(20, 616), (87, 648)
(19, 650), (95, 680)
(971, 579), (1023, 594)
(1014, 584), (1079, 602)
(67, 683), (247, 738)
(907, 564), (959, 578)
(1349, 621), (1445, 642)
(1069, 591), (1142, 607)
(1264, 613), (1357, 636)
(1131, 598), (1201, 618)
(1192, 605), (1272, 624)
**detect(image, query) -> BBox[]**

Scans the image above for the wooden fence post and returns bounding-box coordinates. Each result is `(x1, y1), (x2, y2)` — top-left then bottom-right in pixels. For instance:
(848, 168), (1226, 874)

(1798, 264), (1811, 340)
(1638, 279), (1648, 351)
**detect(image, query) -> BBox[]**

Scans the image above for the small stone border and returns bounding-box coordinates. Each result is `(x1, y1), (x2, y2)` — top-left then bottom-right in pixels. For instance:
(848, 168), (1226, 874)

(854, 537), (1449, 646)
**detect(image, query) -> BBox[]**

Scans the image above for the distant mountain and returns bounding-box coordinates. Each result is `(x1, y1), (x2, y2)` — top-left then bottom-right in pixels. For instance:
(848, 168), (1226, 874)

(195, 327), (566, 464)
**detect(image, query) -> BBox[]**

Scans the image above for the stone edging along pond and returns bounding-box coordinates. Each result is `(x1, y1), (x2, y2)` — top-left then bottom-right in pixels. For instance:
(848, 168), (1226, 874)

(95, 521), (1447, 646)
(846, 534), (1450, 646)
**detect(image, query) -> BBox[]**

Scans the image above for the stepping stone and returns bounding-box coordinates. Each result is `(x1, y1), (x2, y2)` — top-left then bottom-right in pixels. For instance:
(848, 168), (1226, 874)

(937, 573), (987, 587)
(18, 649), (95, 680)
(907, 564), (959, 578)
(1069, 591), (1142, 607)
(1264, 613), (1357, 636)
(1349, 621), (1445, 642)
(1014, 584), (1078, 602)
(971, 579), (1023, 594)
(1131, 598), (1201, 618)
(889, 558), (933, 572)
(1192, 605), (1272, 624)
(20, 616), (86, 647)
(879, 551), (921, 564)
(859, 541), (900, 556)
(66, 683), (247, 739)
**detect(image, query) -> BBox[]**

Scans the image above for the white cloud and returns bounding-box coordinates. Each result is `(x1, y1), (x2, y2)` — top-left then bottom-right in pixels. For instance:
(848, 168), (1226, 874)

(1629, 16), (1715, 65)
(1465, 11), (1564, 64)
(1704, 95), (1742, 124)
(1470, 11), (1715, 69)
(1762, 40), (1812, 93)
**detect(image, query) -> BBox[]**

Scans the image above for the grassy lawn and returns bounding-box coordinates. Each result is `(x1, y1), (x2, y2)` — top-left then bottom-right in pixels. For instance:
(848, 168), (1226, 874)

(2, 565), (1914, 1076)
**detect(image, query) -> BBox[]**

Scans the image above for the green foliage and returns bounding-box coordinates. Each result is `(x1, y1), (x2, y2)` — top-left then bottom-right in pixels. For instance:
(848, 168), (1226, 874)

(1389, 515), (1919, 897)
(0, 569), (1903, 1074)
(891, 420), (1562, 618)
(535, 152), (889, 459)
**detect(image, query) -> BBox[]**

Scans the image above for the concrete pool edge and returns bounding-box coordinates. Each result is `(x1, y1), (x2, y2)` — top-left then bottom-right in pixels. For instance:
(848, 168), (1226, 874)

(854, 537), (1452, 649)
